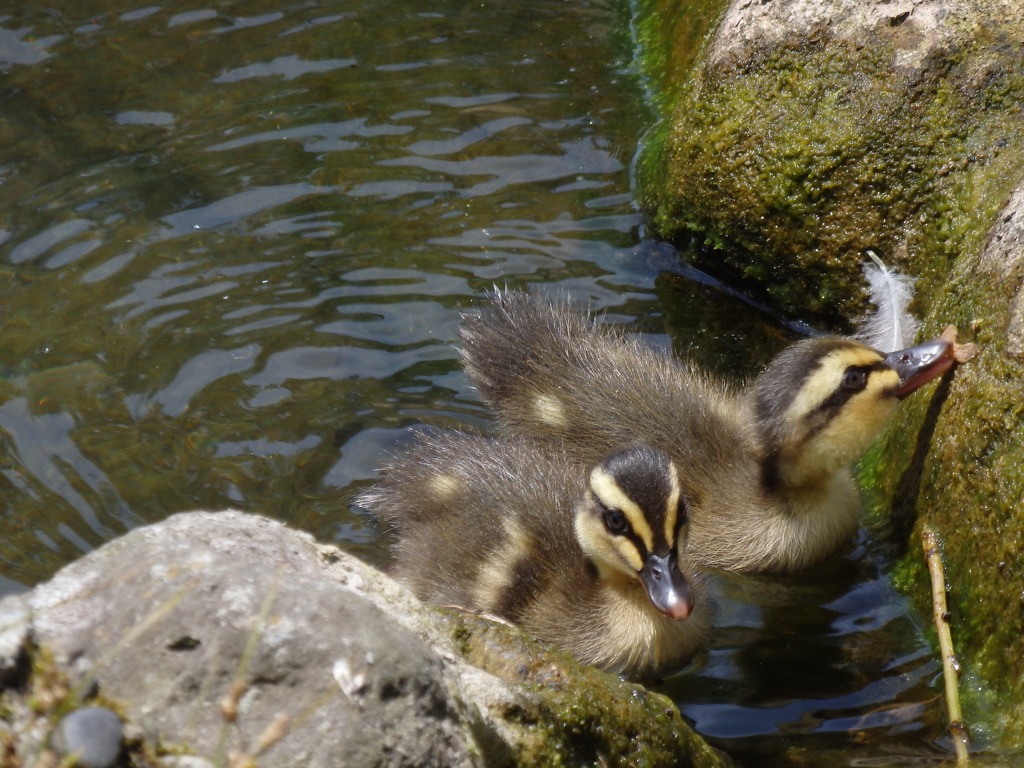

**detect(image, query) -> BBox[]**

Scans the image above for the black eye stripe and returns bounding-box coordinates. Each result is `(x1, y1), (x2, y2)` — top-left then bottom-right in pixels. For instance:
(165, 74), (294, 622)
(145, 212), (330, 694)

(809, 361), (890, 421)
(676, 498), (689, 528)
(594, 498), (648, 551)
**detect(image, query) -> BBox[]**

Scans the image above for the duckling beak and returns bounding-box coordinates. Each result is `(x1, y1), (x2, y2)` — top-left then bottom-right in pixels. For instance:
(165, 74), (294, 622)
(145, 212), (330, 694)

(884, 336), (956, 399)
(639, 552), (693, 621)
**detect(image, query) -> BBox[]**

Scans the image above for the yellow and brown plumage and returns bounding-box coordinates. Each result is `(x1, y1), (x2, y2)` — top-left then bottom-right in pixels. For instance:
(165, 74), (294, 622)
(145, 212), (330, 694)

(358, 434), (711, 678)
(458, 290), (959, 574)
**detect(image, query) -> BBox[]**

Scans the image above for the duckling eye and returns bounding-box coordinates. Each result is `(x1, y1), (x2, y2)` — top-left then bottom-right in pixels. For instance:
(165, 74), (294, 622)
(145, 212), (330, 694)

(603, 508), (628, 535)
(842, 368), (867, 390)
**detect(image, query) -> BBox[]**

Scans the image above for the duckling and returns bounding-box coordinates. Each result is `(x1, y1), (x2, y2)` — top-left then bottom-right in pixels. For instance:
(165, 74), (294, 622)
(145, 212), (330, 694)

(458, 290), (960, 574)
(358, 434), (711, 678)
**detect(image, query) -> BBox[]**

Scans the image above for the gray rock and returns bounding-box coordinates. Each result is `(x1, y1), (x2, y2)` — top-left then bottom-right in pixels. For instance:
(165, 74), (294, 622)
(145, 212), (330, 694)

(706, 0), (1013, 71)
(979, 183), (1024, 357)
(159, 757), (215, 768)
(5, 511), (729, 767)
(26, 511), (475, 768)
(51, 707), (123, 768)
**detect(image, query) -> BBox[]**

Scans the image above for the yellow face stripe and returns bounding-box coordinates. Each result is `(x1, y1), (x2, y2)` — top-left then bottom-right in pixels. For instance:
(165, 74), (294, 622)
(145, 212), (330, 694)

(575, 504), (644, 576)
(777, 344), (906, 485)
(663, 461), (680, 546)
(589, 465), (654, 553)
(786, 347), (883, 423)
(813, 374), (900, 458)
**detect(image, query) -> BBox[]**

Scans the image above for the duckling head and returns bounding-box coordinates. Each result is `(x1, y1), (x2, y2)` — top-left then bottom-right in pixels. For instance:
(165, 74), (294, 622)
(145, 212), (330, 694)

(753, 334), (956, 491)
(574, 446), (694, 621)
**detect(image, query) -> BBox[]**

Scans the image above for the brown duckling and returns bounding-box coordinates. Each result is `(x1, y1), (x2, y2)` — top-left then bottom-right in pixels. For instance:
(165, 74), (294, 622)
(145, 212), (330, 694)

(358, 434), (711, 678)
(458, 290), (962, 574)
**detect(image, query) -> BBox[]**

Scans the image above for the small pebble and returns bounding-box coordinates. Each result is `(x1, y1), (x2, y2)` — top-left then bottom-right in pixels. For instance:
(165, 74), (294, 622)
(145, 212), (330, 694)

(51, 706), (124, 768)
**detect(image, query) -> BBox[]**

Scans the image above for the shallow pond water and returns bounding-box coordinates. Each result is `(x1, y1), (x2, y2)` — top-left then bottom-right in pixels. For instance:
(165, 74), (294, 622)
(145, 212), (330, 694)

(0, 1), (995, 764)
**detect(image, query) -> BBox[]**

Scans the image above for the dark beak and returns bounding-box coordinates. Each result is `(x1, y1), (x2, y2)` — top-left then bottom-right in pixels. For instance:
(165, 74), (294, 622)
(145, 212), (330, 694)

(884, 336), (956, 399)
(639, 552), (693, 621)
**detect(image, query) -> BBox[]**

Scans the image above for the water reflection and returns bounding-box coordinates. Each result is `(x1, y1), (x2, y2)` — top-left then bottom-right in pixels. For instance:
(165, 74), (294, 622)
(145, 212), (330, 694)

(663, 554), (952, 763)
(0, 0), (980, 764)
(0, 0), (646, 596)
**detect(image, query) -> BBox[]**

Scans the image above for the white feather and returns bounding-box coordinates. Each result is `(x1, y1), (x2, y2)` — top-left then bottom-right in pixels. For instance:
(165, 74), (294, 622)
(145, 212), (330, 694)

(854, 250), (919, 353)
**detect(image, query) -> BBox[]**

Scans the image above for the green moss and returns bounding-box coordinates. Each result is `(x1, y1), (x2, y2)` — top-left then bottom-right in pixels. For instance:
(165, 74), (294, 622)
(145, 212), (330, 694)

(444, 612), (731, 768)
(634, 15), (1024, 323)
(856, 263), (1024, 754)
(630, 0), (729, 239)
(632, 0), (1024, 754)
(631, 0), (728, 116)
(630, 0), (732, 222)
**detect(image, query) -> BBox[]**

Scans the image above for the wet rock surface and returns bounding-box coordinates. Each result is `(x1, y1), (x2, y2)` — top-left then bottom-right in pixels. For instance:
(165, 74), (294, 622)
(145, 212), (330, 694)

(635, 0), (1024, 321)
(634, 0), (1024, 752)
(871, 175), (1024, 752)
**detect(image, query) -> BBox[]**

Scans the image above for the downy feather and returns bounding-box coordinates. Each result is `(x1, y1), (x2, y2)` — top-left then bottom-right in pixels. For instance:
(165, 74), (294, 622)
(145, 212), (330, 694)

(855, 251), (919, 353)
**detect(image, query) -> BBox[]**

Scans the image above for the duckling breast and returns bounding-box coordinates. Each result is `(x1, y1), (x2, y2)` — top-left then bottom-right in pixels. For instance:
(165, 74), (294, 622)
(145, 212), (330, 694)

(586, 579), (712, 677)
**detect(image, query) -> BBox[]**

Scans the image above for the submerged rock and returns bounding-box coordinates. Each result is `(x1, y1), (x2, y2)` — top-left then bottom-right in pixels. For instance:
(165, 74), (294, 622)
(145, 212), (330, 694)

(0, 510), (729, 767)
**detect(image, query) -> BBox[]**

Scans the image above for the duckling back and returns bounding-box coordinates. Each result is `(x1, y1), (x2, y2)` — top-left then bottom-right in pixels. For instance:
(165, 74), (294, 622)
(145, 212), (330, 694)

(459, 291), (751, 491)
(358, 433), (711, 677)
(361, 432), (582, 619)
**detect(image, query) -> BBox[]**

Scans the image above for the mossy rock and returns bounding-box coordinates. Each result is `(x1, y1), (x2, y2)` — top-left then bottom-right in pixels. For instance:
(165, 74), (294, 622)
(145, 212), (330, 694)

(437, 610), (731, 768)
(3, 511), (731, 768)
(634, 0), (1024, 325)
(633, 0), (1024, 754)
(860, 183), (1024, 754)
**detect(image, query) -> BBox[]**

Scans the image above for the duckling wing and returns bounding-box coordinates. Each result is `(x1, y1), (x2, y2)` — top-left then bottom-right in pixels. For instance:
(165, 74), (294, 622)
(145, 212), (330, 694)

(357, 432), (585, 619)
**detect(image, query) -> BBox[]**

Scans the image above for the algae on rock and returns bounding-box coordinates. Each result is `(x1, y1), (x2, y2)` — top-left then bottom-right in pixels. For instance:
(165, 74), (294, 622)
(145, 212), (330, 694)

(633, 0), (1024, 754)
(633, 0), (1024, 323)
(861, 182), (1024, 753)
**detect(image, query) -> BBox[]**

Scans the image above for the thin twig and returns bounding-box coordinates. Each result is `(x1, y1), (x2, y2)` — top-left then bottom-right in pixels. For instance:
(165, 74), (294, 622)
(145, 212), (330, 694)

(922, 525), (969, 764)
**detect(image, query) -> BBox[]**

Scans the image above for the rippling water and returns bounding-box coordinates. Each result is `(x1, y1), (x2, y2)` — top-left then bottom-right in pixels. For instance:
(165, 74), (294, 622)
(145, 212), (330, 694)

(0, 1), (990, 764)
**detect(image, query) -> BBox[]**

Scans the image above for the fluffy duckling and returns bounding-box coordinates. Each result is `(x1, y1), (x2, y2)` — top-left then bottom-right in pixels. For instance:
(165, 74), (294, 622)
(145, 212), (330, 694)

(358, 434), (711, 678)
(459, 291), (959, 574)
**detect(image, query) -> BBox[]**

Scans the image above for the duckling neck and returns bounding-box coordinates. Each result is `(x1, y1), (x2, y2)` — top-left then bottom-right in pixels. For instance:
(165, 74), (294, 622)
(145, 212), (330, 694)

(695, 468), (861, 573)
(760, 439), (862, 527)
(760, 444), (843, 496)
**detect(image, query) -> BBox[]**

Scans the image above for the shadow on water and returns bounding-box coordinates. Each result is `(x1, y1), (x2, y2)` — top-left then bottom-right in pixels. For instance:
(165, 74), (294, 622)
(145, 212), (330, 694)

(0, 0), (996, 764)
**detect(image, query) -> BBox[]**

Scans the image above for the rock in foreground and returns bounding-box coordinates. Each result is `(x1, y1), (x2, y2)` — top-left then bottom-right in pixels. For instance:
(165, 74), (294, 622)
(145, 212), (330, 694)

(0, 510), (729, 768)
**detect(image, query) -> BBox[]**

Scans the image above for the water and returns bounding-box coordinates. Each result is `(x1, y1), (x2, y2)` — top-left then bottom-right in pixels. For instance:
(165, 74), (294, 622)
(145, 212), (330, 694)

(0, 0), (991, 764)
